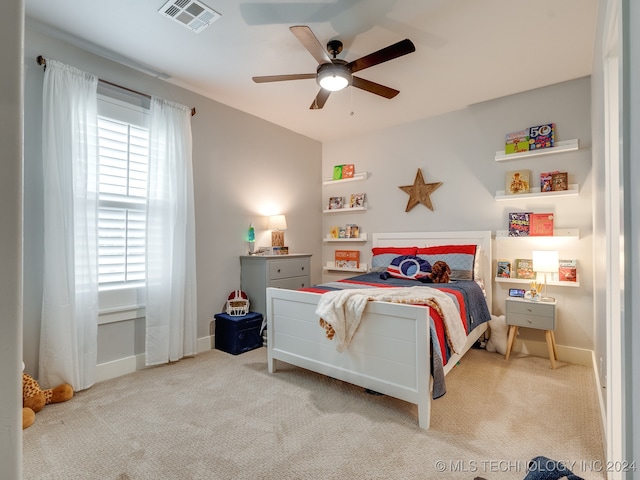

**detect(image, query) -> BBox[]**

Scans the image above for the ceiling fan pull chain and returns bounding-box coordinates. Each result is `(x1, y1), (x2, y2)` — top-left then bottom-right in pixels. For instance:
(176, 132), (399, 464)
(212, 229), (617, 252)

(350, 87), (355, 116)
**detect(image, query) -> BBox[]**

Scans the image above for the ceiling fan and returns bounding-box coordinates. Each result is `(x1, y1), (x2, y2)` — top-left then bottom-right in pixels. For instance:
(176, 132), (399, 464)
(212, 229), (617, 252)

(252, 25), (416, 109)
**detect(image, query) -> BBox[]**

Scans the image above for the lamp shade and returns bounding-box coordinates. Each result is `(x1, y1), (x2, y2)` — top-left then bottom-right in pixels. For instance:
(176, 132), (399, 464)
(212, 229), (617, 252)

(532, 250), (559, 273)
(267, 214), (287, 231)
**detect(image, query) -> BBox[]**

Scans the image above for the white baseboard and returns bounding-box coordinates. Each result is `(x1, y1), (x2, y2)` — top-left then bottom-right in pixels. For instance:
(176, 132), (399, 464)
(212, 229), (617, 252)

(95, 334), (214, 384)
(510, 338), (593, 366)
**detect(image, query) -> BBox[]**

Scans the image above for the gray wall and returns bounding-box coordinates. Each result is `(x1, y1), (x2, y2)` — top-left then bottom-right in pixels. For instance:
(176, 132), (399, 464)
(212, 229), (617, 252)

(23, 24), (322, 375)
(322, 78), (594, 353)
(1, 0), (24, 477)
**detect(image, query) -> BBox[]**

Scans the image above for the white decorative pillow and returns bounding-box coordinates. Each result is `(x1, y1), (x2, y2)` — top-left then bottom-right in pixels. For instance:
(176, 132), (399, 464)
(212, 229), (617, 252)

(486, 314), (508, 355)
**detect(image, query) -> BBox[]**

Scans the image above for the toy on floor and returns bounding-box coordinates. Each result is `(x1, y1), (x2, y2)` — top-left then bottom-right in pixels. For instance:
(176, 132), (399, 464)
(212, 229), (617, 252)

(485, 314), (508, 355)
(22, 365), (74, 429)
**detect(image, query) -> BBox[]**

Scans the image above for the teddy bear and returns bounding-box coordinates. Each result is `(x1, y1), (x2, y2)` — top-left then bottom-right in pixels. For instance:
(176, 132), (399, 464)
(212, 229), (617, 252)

(22, 369), (74, 429)
(485, 314), (508, 355)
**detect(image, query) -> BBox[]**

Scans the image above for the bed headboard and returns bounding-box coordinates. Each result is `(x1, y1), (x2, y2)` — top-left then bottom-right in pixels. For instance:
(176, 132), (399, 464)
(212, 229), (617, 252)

(372, 231), (492, 310)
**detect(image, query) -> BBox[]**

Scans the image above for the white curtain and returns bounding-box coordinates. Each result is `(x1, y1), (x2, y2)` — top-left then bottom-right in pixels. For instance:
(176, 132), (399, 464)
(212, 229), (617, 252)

(40, 60), (99, 391)
(145, 97), (198, 365)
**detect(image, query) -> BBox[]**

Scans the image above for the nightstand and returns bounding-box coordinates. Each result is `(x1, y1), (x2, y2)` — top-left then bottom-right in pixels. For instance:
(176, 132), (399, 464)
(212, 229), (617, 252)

(505, 297), (558, 369)
(239, 254), (312, 319)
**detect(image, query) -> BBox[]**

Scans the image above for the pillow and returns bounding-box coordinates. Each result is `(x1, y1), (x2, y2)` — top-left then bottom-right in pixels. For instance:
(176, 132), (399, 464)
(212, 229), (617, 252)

(371, 246), (418, 272)
(385, 255), (431, 280)
(416, 244), (477, 280)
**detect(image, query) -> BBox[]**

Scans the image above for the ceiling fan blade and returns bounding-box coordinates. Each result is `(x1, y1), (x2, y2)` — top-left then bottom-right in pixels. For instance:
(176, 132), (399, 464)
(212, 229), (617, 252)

(351, 76), (399, 99)
(310, 89), (331, 110)
(290, 25), (333, 65)
(253, 73), (316, 83)
(347, 38), (415, 74)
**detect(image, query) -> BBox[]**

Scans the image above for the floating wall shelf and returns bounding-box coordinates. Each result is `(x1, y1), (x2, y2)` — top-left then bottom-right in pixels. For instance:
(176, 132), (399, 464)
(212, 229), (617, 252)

(495, 184), (579, 201)
(495, 229), (580, 239)
(323, 234), (368, 243)
(322, 172), (368, 185)
(323, 205), (367, 214)
(494, 139), (579, 162)
(324, 262), (368, 273)
(495, 277), (580, 288)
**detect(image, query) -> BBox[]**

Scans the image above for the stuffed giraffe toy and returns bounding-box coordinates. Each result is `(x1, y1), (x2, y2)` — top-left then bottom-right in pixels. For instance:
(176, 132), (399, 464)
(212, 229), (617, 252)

(22, 366), (74, 429)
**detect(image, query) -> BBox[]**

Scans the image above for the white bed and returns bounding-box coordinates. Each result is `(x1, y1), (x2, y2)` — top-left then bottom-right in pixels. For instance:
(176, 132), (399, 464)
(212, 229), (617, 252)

(265, 231), (492, 429)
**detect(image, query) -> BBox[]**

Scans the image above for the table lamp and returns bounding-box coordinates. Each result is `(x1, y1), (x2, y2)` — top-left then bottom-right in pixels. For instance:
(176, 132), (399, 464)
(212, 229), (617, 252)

(532, 250), (559, 302)
(268, 215), (287, 247)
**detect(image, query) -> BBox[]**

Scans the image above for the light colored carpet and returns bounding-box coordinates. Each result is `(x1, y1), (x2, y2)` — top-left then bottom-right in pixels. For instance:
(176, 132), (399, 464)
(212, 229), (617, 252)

(23, 347), (605, 480)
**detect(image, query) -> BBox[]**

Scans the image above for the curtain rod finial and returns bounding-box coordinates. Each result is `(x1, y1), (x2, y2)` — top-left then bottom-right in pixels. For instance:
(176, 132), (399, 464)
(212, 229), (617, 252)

(36, 55), (46, 69)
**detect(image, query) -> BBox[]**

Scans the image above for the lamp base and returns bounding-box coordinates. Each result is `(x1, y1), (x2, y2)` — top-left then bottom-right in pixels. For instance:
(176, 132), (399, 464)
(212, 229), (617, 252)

(271, 231), (285, 247)
(540, 296), (556, 303)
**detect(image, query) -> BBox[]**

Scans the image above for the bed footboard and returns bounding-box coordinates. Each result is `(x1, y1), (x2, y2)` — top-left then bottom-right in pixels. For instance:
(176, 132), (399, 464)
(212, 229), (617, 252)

(266, 287), (432, 429)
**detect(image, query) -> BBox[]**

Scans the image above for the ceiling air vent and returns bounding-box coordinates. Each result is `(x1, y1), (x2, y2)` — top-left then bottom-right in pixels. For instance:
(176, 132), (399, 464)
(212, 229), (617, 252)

(158, 0), (221, 33)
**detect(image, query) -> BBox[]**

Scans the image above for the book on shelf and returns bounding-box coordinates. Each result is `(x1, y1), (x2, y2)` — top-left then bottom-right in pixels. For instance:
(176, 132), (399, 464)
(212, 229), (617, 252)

(505, 169), (531, 195)
(529, 123), (555, 150)
(558, 259), (577, 282)
(505, 129), (530, 154)
(496, 260), (511, 278)
(335, 250), (360, 269)
(345, 224), (359, 238)
(508, 212), (530, 237)
(529, 213), (554, 236)
(341, 164), (355, 179)
(328, 196), (343, 209)
(332, 165), (343, 180)
(329, 226), (339, 238)
(551, 172), (568, 191)
(540, 171), (558, 192)
(349, 193), (365, 208)
(515, 258), (535, 279)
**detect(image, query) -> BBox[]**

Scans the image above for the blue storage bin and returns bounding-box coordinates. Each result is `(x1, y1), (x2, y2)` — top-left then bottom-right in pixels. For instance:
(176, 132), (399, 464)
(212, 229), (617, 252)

(214, 311), (263, 355)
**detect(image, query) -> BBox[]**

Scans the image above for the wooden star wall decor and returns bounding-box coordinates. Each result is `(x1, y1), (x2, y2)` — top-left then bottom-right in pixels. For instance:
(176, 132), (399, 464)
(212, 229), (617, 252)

(399, 169), (443, 212)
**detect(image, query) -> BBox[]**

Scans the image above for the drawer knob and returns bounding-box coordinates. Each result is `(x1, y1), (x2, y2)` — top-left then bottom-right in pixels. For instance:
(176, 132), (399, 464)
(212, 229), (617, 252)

(301, 267), (305, 271)
(277, 268), (281, 273)
(527, 308), (532, 312)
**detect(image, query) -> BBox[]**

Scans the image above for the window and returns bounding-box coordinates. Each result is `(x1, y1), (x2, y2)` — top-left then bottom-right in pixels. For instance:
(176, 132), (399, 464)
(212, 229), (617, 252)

(97, 96), (150, 290)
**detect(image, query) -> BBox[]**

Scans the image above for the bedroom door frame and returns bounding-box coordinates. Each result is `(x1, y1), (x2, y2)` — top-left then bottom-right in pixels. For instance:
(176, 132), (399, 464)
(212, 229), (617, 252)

(603, 0), (626, 476)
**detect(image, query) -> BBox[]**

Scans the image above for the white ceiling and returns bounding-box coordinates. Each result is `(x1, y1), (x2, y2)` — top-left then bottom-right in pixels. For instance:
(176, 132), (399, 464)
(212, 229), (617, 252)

(25, 0), (599, 143)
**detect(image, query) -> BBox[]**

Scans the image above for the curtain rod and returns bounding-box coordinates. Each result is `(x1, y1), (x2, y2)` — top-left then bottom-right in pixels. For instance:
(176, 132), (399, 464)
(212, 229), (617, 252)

(36, 56), (196, 117)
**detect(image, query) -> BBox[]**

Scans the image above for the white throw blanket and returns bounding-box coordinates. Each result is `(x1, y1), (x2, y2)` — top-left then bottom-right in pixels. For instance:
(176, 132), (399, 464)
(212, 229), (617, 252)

(315, 286), (467, 353)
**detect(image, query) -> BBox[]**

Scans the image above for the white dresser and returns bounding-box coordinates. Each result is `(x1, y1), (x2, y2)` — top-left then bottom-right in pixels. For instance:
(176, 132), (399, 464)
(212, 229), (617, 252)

(240, 254), (312, 319)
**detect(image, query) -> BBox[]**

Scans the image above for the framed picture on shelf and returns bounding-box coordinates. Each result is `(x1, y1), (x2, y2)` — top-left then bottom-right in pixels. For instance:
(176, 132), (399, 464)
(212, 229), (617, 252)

(551, 172), (568, 191)
(350, 193), (365, 208)
(328, 196), (344, 210)
(505, 169), (531, 195)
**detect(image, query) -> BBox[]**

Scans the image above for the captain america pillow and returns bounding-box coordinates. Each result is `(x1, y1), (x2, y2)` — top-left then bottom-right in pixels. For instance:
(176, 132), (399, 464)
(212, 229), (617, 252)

(381, 255), (432, 280)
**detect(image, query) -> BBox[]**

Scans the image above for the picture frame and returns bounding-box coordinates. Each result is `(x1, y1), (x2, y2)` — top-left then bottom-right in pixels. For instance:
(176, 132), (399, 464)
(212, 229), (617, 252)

(349, 193), (365, 208)
(328, 196), (343, 209)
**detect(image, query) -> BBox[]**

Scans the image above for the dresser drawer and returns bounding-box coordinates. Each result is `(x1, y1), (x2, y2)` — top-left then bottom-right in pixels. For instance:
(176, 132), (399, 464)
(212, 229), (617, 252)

(268, 258), (309, 280)
(506, 300), (554, 318)
(507, 312), (555, 330)
(270, 276), (310, 290)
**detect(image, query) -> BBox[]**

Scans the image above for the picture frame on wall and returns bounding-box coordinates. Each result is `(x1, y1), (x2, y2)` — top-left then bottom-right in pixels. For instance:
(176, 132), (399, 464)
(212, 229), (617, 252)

(328, 196), (344, 209)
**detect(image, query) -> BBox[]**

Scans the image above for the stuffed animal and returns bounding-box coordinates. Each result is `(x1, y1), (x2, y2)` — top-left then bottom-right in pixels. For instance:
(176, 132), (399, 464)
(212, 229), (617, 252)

(22, 370), (74, 429)
(419, 260), (451, 284)
(485, 314), (508, 355)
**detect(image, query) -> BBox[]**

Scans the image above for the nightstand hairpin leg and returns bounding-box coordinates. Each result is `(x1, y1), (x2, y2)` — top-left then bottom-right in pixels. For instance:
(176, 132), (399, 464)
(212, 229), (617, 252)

(545, 330), (558, 369)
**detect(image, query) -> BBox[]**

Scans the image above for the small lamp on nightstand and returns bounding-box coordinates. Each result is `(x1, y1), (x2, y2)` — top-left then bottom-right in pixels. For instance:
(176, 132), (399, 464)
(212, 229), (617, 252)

(268, 214), (287, 247)
(532, 250), (559, 302)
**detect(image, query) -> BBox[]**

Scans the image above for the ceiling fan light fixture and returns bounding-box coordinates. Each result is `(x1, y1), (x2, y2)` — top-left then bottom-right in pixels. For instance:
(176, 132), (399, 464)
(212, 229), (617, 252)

(317, 63), (351, 92)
